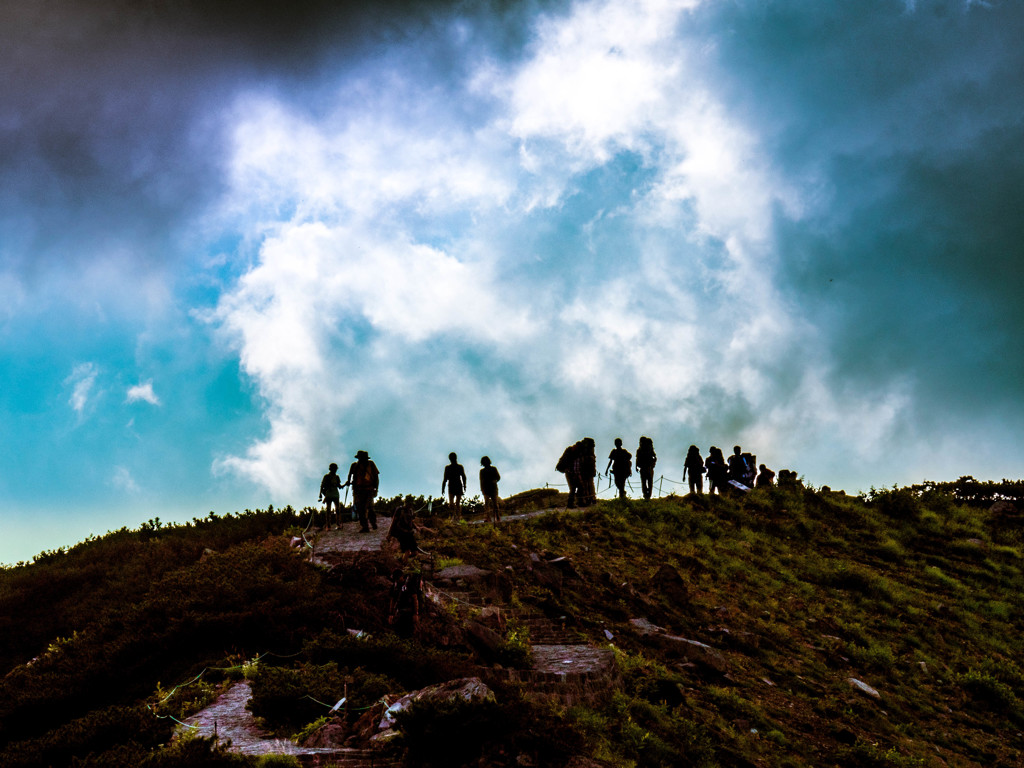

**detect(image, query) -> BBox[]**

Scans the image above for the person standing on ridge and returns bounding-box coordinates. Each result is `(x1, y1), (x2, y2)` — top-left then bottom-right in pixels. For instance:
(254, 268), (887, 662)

(705, 446), (728, 495)
(347, 450), (380, 532)
(683, 445), (705, 495)
(441, 452), (467, 519)
(479, 456), (501, 522)
(756, 464), (776, 488)
(318, 462), (343, 529)
(557, 441), (582, 508)
(635, 436), (657, 499)
(605, 438), (633, 499)
(579, 438), (597, 506)
(728, 446), (750, 487)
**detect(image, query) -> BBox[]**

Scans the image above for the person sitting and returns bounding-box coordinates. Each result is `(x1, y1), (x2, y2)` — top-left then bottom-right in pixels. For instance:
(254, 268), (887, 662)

(756, 464), (776, 488)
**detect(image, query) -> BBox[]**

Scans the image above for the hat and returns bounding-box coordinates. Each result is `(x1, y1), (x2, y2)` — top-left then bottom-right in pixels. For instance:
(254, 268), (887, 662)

(355, 450), (369, 459)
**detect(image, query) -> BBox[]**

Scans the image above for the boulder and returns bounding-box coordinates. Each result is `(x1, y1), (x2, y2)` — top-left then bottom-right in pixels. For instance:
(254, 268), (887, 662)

(299, 718), (347, 748)
(466, 620), (507, 656)
(658, 635), (728, 672)
(435, 564), (492, 583)
(379, 677), (495, 731)
(847, 678), (881, 699)
(629, 617), (666, 636)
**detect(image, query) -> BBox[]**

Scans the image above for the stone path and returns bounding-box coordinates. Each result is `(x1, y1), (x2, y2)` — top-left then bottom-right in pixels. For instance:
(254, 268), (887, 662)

(182, 681), (401, 766)
(183, 503), (616, 762)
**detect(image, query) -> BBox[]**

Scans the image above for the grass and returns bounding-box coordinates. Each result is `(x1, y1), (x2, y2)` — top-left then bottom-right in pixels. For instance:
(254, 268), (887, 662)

(0, 483), (1022, 766)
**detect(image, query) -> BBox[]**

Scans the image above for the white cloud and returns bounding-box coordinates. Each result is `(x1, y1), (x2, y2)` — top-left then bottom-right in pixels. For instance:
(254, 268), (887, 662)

(66, 362), (100, 415)
(208, 0), (940, 499)
(126, 380), (161, 406)
(111, 466), (140, 494)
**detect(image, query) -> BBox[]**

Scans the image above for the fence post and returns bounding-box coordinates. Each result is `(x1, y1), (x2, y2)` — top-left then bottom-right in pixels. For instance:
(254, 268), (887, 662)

(658, 476), (664, 497)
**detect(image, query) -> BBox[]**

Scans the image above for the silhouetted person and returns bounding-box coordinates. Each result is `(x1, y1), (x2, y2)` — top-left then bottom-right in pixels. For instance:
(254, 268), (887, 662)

(387, 504), (418, 556)
(705, 446), (728, 495)
(756, 464), (775, 488)
(683, 445), (705, 494)
(388, 569), (421, 638)
(728, 446), (748, 485)
(635, 436), (657, 499)
(318, 462), (343, 529)
(557, 442), (582, 508)
(441, 452), (467, 519)
(347, 450), (379, 532)
(579, 438), (597, 506)
(605, 438), (632, 499)
(479, 456), (501, 522)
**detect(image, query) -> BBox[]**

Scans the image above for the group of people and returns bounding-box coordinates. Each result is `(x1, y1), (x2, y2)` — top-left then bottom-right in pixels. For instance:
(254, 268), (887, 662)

(317, 438), (780, 532)
(555, 435), (659, 505)
(317, 450), (380, 532)
(685, 444), (775, 495)
(442, 452), (501, 522)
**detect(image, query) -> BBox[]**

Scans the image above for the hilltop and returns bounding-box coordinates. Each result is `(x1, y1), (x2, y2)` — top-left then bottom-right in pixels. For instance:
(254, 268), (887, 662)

(1, 480), (1022, 767)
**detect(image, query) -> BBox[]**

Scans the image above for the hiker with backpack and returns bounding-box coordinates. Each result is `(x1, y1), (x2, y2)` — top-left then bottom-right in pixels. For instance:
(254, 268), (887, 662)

(347, 450), (380, 532)
(635, 436), (657, 499)
(317, 462), (344, 530)
(578, 438), (598, 506)
(683, 445), (705, 494)
(605, 438), (633, 499)
(556, 441), (582, 508)
(479, 456), (501, 523)
(705, 446), (728, 495)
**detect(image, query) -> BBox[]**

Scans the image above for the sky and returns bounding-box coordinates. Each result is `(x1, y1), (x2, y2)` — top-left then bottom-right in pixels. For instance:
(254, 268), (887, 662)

(2, 0), (1023, 564)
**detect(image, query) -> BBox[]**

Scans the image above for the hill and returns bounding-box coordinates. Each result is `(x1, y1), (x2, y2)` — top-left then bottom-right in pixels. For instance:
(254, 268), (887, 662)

(0, 482), (1022, 767)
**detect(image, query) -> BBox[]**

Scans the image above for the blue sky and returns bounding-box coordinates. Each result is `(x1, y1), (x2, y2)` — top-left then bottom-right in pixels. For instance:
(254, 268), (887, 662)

(2, 0), (1023, 564)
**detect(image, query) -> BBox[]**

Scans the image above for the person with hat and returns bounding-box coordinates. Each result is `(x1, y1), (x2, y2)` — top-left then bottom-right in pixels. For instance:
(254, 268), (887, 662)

(347, 450), (380, 532)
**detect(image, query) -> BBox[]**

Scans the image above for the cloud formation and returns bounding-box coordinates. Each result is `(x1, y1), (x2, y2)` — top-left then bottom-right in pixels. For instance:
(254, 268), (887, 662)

(3, 0), (1024, 563)
(126, 381), (161, 406)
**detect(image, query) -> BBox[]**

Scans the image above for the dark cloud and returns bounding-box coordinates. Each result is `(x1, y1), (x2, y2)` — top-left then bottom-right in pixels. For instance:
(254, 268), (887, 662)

(0, 0), (513, 281)
(689, 1), (1024, 429)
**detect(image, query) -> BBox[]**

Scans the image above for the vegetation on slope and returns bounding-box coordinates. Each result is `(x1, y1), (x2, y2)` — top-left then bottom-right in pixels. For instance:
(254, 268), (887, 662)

(0, 484), (1022, 767)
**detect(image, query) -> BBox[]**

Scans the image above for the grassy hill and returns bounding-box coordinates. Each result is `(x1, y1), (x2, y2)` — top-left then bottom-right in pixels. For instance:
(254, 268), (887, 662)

(0, 482), (1022, 767)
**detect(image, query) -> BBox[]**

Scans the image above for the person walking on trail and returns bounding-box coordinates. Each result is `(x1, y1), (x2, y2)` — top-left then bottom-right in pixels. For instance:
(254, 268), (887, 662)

(347, 450), (380, 532)
(318, 462), (344, 529)
(705, 446), (728, 495)
(441, 452), (467, 520)
(388, 569), (421, 638)
(479, 456), (501, 523)
(683, 445), (705, 495)
(605, 438), (633, 499)
(578, 438), (598, 506)
(557, 441), (582, 508)
(635, 436), (657, 500)
(387, 504), (419, 557)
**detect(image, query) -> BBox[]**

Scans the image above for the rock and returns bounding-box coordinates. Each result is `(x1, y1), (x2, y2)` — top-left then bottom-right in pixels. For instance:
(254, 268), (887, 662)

(435, 564), (493, 582)
(990, 500), (1017, 515)
(651, 563), (690, 606)
(658, 635), (728, 672)
(379, 677), (495, 730)
(847, 678), (880, 699)
(466, 620), (506, 656)
(629, 617), (666, 636)
(299, 719), (347, 748)
(289, 536), (304, 548)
